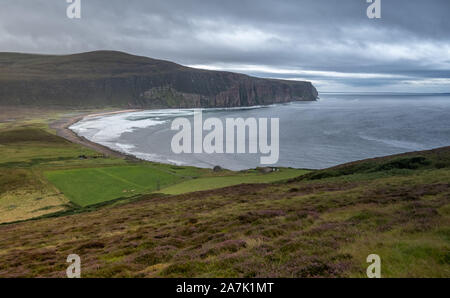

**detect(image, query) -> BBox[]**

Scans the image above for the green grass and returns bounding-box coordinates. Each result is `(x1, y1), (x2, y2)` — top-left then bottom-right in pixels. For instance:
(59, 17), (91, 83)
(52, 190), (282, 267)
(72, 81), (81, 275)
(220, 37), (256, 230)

(0, 120), (207, 220)
(341, 230), (450, 278)
(0, 126), (95, 165)
(1, 147), (448, 277)
(160, 168), (310, 195)
(44, 166), (183, 207)
(0, 122), (113, 223)
(44, 166), (309, 206)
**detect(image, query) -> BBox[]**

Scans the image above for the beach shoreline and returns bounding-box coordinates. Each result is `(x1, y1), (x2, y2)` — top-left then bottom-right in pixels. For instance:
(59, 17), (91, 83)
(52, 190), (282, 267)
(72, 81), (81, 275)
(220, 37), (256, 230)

(50, 109), (144, 161)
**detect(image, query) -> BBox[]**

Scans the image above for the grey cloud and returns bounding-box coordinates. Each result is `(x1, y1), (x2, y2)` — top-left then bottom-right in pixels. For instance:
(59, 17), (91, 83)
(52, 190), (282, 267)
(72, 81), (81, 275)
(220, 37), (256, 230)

(0, 0), (448, 92)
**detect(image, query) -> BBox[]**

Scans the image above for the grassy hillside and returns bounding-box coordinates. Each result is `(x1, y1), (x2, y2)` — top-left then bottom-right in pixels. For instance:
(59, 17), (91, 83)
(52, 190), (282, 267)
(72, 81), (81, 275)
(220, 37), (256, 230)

(0, 124), (448, 277)
(159, 169), (310, 195)
(0, 110), (101, 223)
(0, 51), (318, 108)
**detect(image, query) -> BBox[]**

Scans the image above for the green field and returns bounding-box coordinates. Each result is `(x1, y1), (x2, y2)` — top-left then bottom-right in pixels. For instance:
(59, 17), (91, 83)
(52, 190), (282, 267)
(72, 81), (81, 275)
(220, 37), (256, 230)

(160, 169), (310, 195)
(44, 166), (309, 206)
(44, 166), (183, 207)
(0, 117), (120, 223)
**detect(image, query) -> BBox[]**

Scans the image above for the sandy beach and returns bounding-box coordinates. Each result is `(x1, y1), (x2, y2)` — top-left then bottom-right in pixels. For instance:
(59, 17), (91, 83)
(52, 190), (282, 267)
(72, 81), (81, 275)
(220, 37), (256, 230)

(50, 109), (143, 160)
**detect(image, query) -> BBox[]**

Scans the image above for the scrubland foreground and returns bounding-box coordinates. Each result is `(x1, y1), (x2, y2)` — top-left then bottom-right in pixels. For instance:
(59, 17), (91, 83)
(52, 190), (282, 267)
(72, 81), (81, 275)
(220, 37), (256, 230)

(0, 108), (448, 277)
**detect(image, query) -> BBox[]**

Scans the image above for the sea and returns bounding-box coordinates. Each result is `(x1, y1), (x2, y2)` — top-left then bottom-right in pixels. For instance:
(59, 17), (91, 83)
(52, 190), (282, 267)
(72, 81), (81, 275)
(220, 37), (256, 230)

(70, 93), (450, 170)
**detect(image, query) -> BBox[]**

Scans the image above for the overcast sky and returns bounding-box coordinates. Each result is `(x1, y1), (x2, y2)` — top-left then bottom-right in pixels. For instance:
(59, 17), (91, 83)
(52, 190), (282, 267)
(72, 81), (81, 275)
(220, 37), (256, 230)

(0, 0), (449, 92)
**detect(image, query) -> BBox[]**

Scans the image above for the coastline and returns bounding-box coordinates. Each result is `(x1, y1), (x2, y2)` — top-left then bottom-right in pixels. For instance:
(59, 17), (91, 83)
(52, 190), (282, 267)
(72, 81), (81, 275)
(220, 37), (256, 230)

(50, 109), (144, 161)
(49, 102), (301, 167)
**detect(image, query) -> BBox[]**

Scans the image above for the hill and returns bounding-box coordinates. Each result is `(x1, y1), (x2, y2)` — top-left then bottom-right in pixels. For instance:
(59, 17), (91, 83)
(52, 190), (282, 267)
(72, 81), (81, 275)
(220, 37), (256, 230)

(0, 110), (447, 278)
(0, 51), (318, 108)
(0, 139), (448, 277)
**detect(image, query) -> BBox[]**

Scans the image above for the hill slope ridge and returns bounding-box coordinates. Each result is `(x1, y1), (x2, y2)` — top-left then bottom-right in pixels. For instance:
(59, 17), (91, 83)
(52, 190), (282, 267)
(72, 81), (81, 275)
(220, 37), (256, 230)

(0, 50), (318, 108)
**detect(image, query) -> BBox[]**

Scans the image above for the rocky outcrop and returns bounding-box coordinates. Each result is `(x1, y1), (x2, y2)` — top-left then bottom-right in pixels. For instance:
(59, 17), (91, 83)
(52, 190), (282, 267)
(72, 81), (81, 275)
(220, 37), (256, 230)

(0, 51), (318, 108)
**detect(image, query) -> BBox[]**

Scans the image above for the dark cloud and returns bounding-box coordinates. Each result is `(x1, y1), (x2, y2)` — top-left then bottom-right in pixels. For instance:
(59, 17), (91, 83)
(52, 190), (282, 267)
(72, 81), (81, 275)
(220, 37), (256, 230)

(0, 0), (448, 91)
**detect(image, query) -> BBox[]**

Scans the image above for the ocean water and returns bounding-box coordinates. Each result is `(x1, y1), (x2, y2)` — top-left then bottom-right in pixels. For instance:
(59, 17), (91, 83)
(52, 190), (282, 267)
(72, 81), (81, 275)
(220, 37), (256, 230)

(70, 93), (450, 170)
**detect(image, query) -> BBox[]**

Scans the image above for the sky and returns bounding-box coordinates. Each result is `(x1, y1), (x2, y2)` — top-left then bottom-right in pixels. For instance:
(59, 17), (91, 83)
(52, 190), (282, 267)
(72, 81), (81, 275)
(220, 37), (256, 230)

(0, 0), (449, 92)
